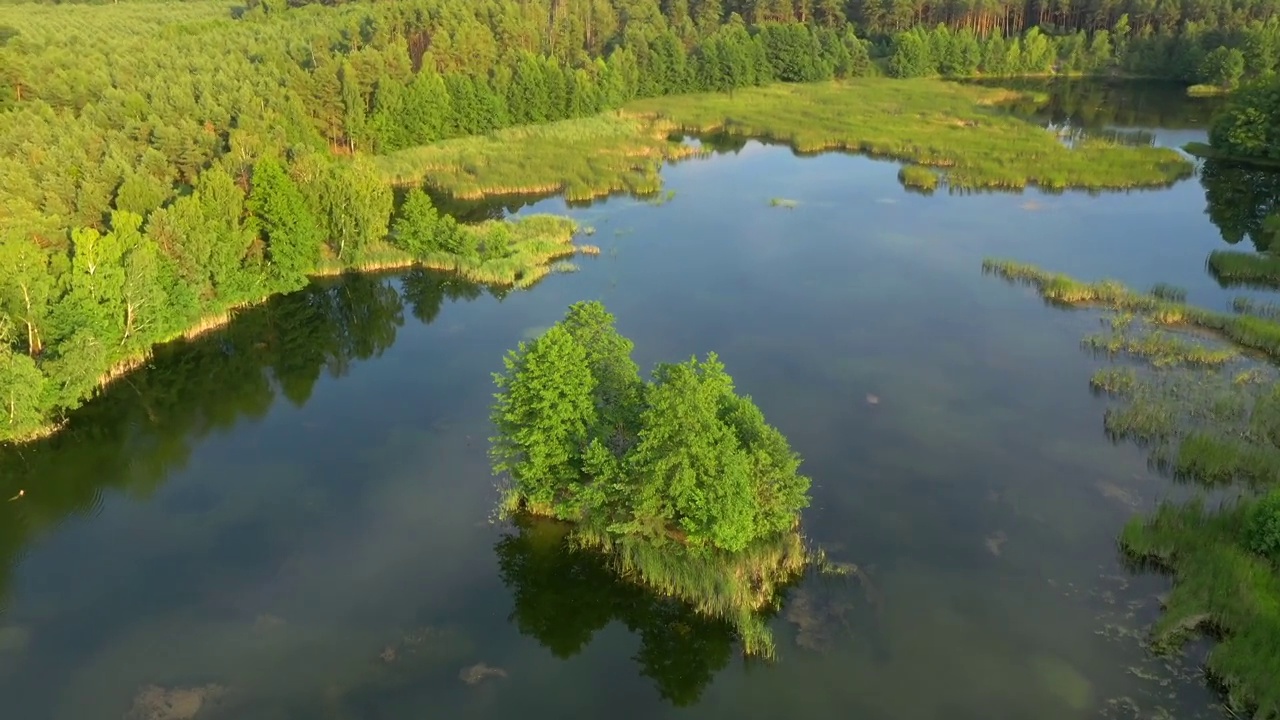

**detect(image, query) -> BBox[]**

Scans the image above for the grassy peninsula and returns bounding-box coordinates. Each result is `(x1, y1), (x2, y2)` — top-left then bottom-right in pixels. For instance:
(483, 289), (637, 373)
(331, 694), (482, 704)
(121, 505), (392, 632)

(490, 301), (814, 657)
(627, 80), (1193, 192)
(374, 114), (702, 202)
(984, 259), (1280, 718)
(375, 81), (1195, 203)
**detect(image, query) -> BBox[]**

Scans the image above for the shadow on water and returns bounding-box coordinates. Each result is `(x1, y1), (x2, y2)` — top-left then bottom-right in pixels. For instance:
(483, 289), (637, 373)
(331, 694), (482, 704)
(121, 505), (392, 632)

(964, 77), (1225, 131)
(493, 517), (743, 707)
(1199, 158), (1280, 252)
(0, 270), (498, 616)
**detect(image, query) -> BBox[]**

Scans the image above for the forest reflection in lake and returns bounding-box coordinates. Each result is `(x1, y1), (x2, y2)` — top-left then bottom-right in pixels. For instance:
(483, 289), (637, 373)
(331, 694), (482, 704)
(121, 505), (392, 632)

(2, 80), (1280, 720)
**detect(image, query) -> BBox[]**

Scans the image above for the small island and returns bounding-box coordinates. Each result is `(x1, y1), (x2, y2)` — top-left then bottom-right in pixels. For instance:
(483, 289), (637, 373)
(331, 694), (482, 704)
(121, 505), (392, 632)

(489, 301), (813, 656)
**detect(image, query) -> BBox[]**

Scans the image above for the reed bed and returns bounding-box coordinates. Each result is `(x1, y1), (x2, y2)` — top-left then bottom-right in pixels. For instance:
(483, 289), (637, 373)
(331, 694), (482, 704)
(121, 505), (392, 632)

(1233, 297), (1280, 320)
(982, 259), (1280, 361)
(1150, 282), (1188, 302)
(897, 165), (940, 192)
(1083, 331), (1238, 368)
(419, 214), (581, 286)
(989, 257), (1280, 718)
(573, 526), (809, 658)
(628, 80), (1192, 191)
(373, 114), (703, 202)
(1208, 250), (1280, 288)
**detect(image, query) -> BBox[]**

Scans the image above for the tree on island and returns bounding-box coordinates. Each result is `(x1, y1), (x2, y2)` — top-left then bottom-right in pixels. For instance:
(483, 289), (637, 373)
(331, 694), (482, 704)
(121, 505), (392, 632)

(490, 300), (810, 555)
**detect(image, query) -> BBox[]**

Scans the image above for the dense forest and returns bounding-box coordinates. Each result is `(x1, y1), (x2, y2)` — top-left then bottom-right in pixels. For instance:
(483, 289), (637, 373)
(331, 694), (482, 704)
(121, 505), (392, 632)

(2, 0), (1279, 444)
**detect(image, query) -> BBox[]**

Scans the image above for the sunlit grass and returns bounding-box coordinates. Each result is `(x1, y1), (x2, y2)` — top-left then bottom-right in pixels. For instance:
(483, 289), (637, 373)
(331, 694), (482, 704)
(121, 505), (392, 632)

(373, 113), (702, 202)
(1121, 500), (1280, 719)
(897, 164), (939, 192)
(982, 259), (1280, 359)
(1082, 331), (1237, 368)
(628, 80), (1192, 191)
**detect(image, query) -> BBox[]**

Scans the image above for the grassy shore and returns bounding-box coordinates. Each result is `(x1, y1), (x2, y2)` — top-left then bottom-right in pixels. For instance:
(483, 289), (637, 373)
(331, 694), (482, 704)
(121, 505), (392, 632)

(4, 213), (587, 447)
(1121, 501), (1280, 719)
(373, 113), (702, 202)
(985, 258), (1280, 718)
(373, 80), (1193, 202)
(626, 80), (1193, 191)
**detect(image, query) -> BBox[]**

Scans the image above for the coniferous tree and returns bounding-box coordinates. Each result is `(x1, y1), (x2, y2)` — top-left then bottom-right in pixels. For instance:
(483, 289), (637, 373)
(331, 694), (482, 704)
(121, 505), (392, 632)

(247, 159), (322, 290)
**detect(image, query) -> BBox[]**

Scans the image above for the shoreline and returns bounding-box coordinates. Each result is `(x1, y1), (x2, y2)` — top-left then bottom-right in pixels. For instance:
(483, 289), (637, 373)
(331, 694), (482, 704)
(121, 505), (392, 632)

(3, 242), (595, 449)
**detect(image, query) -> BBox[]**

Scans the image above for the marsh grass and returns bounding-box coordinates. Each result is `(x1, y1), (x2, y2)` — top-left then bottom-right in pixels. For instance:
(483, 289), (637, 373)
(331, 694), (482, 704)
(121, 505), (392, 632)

(897, 165), (939, 192)
(1208, 250), (1280, 288)
(1082, 331), (1237, 368)
(1121, 501), (1280, 719)
(982, 259), (1280, 360)
(572, 525), (809, 658)
(988, 257), (1280, 716)
(374, 114), (702, 202)
(627, 80), (1192, 192)
(1150, 282), (1188, 302)
(1232, 297), (1280, 320)
(1090, 366), (1141, 396)
(421, 214), (581, 287)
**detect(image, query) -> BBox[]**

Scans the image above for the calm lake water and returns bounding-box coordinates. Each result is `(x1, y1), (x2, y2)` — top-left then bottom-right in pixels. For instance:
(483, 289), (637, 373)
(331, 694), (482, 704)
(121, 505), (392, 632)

(1, 81), (1275, 720)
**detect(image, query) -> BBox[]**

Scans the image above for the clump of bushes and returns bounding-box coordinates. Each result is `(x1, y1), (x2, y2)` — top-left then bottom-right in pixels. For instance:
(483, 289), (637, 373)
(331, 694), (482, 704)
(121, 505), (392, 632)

(1246, 490), (1280, 561)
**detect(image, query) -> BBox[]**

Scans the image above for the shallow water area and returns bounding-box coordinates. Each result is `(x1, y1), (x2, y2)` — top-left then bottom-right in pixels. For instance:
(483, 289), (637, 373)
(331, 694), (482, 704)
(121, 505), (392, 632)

(0, 81), (1269, 720)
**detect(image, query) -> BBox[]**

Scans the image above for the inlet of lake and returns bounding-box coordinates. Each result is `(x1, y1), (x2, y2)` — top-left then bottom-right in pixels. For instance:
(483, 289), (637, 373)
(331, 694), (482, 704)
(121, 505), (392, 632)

(2, 80), (1274, 720)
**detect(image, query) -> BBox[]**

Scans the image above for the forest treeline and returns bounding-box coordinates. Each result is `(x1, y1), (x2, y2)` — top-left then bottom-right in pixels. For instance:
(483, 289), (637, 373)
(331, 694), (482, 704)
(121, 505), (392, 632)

(1, 0), (1278, 444)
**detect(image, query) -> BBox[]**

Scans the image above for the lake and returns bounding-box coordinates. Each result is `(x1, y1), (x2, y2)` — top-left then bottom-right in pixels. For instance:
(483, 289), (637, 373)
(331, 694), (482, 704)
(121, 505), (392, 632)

(0, 80), (1271, 720)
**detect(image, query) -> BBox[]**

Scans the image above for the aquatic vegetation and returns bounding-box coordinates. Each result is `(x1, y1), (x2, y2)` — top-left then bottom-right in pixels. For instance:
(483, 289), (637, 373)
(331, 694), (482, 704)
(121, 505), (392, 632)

(1207, 249), (1280, 288)
(898, 165), (940, 193)
(627, 80), (1193, 192)
(1232, 297), (1280, 320)
(982, 259), (1280, 361)
(769, 197), (799, 209)
(495, 517), (744, 705)
(1150, 283), (1188, 302)
(1082, 331), (1237, 368)
(490, 301), (813, 655)
(1121, 500), (1280, 719)
(374, 114), (702, 203)
(987, 258), (1280, 717)
(1090, 367), (1141, 396)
